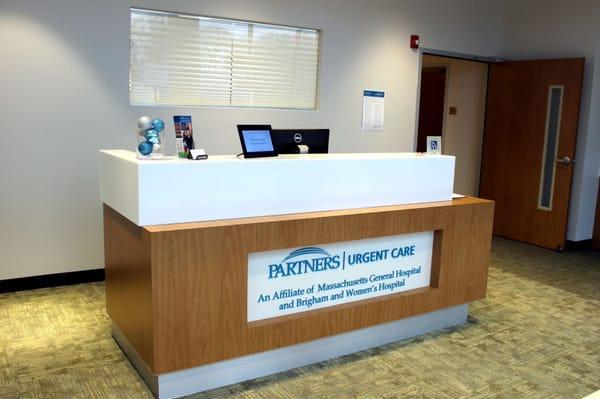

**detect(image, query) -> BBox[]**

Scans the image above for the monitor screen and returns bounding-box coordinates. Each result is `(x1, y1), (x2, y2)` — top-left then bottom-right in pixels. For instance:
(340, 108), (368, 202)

(236, 124), (277, 158)
(242, 130), (275, 153)
(271, 129), (330, 154)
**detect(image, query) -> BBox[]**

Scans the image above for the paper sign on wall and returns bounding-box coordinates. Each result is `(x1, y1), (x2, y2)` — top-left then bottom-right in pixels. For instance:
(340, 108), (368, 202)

(362, 90), (385, 131)
(247, 231), (434, 322)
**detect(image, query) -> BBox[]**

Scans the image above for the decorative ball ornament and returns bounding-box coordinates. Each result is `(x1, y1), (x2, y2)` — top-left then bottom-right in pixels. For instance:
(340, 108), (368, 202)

(136, 116), (153, 131)
(151, 118), (165, 133)
(144, 128), (158, 139)
(136, 116), (165, 159)
(138, 141), (153, 155)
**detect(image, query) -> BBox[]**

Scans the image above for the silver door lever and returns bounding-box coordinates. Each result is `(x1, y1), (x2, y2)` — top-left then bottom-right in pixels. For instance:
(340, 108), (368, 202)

(556, 156), (574, 165)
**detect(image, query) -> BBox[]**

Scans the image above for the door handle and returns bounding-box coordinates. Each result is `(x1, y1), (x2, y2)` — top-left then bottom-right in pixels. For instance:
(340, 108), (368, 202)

(556, 156), (574, 165)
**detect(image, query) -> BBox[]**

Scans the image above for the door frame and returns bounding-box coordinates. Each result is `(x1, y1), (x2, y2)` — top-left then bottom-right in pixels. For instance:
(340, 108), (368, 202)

(415, 48), (496, 198)
(414, 48), (498, 154)
(416, 49), (584, 249)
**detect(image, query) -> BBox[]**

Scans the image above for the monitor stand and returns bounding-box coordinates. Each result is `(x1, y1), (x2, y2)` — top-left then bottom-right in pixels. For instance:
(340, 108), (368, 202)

(298, 144), (309, 154)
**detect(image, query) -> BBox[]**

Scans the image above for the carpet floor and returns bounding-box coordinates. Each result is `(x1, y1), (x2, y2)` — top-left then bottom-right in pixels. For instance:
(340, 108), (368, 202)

(1, 238), (599, 398)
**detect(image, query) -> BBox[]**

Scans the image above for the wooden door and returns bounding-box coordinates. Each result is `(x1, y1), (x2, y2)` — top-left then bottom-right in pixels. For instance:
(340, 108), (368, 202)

(417, 67), (446, 152)
(480, 58), (584, 250)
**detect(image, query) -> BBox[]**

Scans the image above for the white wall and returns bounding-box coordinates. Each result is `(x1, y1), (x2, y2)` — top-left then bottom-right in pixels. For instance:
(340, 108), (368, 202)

(422, 55), (488, 196)
(0, 0), (503, 280)
(0, 1), (131, 280)
(500, 0), (600, 241)
(2, 0), (598, 282)
(132, 0), (504, 155)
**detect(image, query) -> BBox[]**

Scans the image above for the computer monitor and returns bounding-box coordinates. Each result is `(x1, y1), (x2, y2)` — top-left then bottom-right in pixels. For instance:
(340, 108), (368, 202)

(237, 125), (278, 158)
(271, 129), (330, 154)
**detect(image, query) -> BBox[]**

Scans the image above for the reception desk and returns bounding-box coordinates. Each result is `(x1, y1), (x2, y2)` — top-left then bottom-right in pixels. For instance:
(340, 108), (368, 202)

(100, 150), (494, 398)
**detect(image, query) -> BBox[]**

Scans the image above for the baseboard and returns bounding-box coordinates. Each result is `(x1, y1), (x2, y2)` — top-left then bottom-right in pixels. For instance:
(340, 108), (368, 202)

(565, 239), (592, 251)
(0, 269), (105, 294)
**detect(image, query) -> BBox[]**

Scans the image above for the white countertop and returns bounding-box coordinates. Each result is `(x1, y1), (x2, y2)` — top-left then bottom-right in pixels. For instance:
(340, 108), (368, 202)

(102, 149), (450, 163)
(100, 150), (455, 226)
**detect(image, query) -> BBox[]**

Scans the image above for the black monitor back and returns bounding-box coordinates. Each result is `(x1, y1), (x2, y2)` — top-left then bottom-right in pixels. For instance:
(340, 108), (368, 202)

(271, 129), (330, 154)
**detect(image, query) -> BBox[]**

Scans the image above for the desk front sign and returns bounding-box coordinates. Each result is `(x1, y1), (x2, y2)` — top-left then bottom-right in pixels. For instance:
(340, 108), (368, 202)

(247, 231), (434, 322)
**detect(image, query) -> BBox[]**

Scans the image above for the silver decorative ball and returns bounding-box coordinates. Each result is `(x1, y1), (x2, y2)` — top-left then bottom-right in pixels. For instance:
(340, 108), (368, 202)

(136, 116), (153, 131)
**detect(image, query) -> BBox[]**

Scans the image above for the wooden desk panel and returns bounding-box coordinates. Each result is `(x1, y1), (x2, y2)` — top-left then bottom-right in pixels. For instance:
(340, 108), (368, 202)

(103, 206), (155, 370)
(104, 197), (494, 374)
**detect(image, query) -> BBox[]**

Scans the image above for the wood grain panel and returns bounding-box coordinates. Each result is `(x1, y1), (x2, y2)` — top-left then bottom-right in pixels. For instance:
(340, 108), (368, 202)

(103, 205), (155, 370)
(154, 198), (493, 373)
(105, 198), (494, 374)
(430, 230), (444, 288)
(480, 58), (584, 250)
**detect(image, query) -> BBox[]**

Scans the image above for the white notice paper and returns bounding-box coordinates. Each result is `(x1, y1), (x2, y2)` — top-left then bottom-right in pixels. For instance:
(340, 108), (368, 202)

(362, 90), (385, 131)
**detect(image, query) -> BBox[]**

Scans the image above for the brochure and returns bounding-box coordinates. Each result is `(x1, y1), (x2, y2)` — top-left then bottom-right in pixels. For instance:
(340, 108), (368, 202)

(173, 115), (195, 158)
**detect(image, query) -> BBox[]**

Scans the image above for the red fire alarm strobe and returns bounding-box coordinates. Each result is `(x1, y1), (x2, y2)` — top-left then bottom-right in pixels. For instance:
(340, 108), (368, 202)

(410, 35), (419, 49)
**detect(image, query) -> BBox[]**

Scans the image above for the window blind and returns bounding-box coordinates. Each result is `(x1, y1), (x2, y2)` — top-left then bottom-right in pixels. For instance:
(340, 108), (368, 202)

(130, 8), (320, 109)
